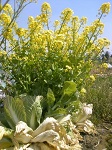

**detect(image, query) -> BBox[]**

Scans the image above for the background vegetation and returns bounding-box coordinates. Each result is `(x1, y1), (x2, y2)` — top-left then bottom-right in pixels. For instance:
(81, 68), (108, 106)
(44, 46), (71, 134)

(81, 68), (112, 124)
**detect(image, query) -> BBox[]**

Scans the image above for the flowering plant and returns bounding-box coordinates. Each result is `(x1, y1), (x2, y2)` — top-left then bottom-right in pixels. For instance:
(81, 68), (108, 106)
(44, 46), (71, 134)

(0, 2), (111, 149)
(0, 2), (111, 98)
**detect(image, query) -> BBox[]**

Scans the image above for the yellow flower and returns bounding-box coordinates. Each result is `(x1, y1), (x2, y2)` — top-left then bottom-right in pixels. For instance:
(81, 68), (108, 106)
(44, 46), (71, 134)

(35, 15), (41, 22)
(90, 75), (95, 82)
(54, 20), (60, 27)
(66, 65), (72, 70)
(97, 38), (104, 45)
(23, 56), (28, 61)
(61, 8), (74, 22)
(0, 13), (11, 25)
(41, 2), (51, 13)
(99, 2), (111, 14)
(80, 88), (86, 94)
(103, 38), (110, 47)
(16, 28), (27, 37)
(55, 34), (65, 41)
(101, 63), (108, 68)
(80, 17), (88, 24)
(65, 65), (72, 72)
(53, 40), (63, 49)
(3, 28), (13, 39)
(72, 16), (79, 22)
(0, 51), (7, 57)
(97, 38), (110, 48)
(28, 16), (34, 22)
(3, 4), (13, 14)
(40, 13), (48, 23)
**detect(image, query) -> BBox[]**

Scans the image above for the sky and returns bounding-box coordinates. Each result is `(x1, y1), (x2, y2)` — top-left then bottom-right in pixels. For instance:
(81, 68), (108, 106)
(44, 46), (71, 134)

(10, 0), (112, 53)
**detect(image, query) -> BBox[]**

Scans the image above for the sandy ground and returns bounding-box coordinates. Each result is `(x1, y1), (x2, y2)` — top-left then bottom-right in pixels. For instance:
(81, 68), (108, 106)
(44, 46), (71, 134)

(81, 122), (112, 150)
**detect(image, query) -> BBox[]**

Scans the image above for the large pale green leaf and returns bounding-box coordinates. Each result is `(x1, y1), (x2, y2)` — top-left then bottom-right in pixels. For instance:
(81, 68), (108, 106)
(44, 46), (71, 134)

(30, 96), (42, 130)
(20, 95), (42, 130)
(0, 112), (10, 128)
(19, 95), (36, 127)
(4, 96), (26, 129)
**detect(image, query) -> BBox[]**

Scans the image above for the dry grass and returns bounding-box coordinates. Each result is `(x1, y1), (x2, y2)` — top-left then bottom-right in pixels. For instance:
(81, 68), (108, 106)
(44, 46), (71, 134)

(81, 68), (112, 124)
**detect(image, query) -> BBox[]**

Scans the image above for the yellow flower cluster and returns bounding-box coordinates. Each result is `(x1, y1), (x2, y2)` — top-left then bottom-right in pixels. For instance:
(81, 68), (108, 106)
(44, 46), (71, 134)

(54, 20), (60, 27)
(41, 2), (51, 13)
(74, 16), (79, 21)
(8, 53), (29, 62)
(3, 28), (12, 39)
(0, 13), (11, 25)
(40, 13), (49, 23)
(0, 50), (7, 57)
(28, 16), (34, 22)
(90, 75), (95, 82)
(53, 40), (63, 49)
(101, 63), (108, 68)
(65, 65), (72, 72)
(80, 17), (88, 24)
(97, 38), (110, 49)
(93, 20), (104, 34)
(80, 88), (86, 94)
(28, 16), (35, 29)
(3, 4), (13, 14)
(71, 16), (80, 32)
(60, 8), (74, 22)
(99, 2), (111, 14)
(40, 2), (52, 24)
(16, 28), (27, 37)
(1, 2), (109, 56)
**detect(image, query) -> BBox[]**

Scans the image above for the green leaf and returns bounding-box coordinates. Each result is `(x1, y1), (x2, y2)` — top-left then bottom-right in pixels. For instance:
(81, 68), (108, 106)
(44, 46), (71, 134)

(31, 96), (42, 130)
(53, 81), (77, 109)
(0, 126), (14, 139)
(47, 88), (55, 108)
(20, 95), (42, 130)
(46, 108), (67, 119)
(0, 126), (14, 149)
(19, 95), (36, 127)
(66, 100), (81, 114)
(4, 96), (26, 129)
(0, 137), (13, 149)
(62, 81), (77, 96)
(0, 112), (10, 128)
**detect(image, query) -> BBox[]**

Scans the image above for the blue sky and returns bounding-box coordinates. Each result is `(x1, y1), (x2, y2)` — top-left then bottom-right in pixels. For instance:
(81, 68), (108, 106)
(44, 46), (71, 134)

(11, 0), (112, 51)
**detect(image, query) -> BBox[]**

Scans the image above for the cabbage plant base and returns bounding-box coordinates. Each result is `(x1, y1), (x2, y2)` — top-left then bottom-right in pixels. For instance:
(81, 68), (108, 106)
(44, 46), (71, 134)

(0, 94), (95, 150)
(0, 116), (96, 150)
